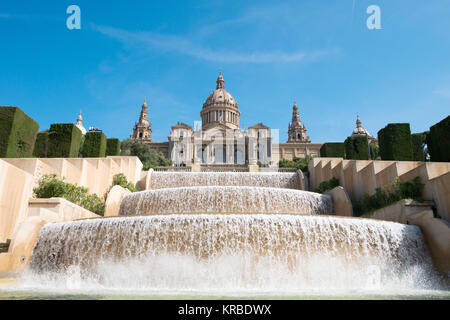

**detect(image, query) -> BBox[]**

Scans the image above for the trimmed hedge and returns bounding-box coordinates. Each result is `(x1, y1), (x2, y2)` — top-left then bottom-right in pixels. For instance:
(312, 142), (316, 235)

(32, 131), (49, 158)
(47, 124), (83, 158)
(427, 116), (450, 162)
(0, 106), (39, 158)
(345, 136), (369, 160)
(344, 137), (354, 160)
(106, 138), (121, 156)
(369, 143), (379, 160)
(378, 123), (413, 161)
(320, 143), (345, 158)
(82, 131), (107, 158)
(411, 132), (426, 162)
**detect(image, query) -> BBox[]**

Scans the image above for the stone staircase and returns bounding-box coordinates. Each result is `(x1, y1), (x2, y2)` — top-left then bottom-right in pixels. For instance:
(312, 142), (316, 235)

(308, 158), (450, 222)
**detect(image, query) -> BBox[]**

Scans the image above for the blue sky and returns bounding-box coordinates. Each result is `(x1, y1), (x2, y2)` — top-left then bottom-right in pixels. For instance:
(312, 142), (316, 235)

(0, 0), (449, 143)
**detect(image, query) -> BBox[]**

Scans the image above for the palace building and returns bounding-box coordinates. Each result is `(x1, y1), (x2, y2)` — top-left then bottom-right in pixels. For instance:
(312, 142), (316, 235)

(130, 72), (322, 167)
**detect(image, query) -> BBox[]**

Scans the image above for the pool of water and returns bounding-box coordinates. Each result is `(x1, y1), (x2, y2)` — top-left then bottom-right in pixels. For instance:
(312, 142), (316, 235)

(1, 277), (449, 300)
(1, 289), (449, 300)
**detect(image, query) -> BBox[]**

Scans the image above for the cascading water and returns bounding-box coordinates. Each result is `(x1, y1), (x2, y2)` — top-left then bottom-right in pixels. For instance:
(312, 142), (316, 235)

(23, 215), (442, 295)
(12, 171), (448, 297)
(151, 172), (300, 190)
(22, 215), (442, 293)
(119, 186), (333, 216)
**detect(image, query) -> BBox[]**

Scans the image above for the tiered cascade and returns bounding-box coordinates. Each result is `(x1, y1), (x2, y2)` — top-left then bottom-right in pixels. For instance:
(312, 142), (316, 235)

(25, 171), (440, 294)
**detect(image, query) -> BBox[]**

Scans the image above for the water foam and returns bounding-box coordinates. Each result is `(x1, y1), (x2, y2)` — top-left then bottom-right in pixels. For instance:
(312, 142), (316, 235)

(22, 215), (442, 294)
(119, 186), (333, 216)
(151, 172), (300, 190)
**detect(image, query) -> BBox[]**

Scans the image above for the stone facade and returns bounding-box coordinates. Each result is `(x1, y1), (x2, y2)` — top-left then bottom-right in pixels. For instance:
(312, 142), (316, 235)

(278, 142), (322, 161)
(131, 72), (323, 167)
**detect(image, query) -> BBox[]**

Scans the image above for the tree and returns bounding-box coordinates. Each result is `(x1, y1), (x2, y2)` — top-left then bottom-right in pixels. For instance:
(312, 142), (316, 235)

(278, 155), (312, 172)
(120, 139), (172, 170)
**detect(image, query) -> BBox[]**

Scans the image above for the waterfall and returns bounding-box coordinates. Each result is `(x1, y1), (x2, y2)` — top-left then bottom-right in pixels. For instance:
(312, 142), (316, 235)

(24, 215), (440, 294)
(119, 186), (333, 216)
(151, 172), (300, 190)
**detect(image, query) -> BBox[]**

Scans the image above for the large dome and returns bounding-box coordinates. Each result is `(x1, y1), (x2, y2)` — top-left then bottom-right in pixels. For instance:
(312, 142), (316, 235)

(200, 72), (241, 130)
(203, 88), (237, 109)
(352, 115), (372, 137)
(203, 72), (239, 110)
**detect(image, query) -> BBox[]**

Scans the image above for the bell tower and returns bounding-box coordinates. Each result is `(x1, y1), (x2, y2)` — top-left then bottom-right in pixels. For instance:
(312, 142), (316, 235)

(132, 99), (152, 142)
(288, 101), (310, 143)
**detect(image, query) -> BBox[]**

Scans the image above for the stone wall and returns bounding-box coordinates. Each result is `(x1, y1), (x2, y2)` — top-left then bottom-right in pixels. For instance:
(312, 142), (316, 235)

(28, 198), (99, 222)
(1, 156), (142, 198)
(308, 157), (450, 222)
(277, 142), (322, 161)
(0, 156), (142, 243)
(361, 199), (434, 224)
(0, 198), (100, 271)
(0, 160), (35, 243)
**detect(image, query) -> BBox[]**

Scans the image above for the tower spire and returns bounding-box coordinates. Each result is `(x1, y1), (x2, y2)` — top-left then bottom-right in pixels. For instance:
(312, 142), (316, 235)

(288, 101), (310, 143)
(132, 99), (152, 141)
(75, 110), (86, 135)
(291, 101), (301, 126)
(139, 99), (149, 125)
(356, 113), (362, 128)
(216, 70), (225, 89)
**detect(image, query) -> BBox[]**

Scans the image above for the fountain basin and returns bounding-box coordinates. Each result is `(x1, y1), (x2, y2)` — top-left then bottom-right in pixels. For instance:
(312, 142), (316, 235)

(119, 186), (333, 216)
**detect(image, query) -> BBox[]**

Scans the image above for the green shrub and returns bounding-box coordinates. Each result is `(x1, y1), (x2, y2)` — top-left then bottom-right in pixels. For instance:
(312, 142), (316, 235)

(320, 143), (345, 158)
(106, 138), (121, 156)
(427, 116), (450, 162)
(353, 136), (369, 160)
(104, 173), (138, 199)
(345, 136), (369, 160)
(0, 106), (40, 158)
(279, 158), (295, 168)
(46, 124), (83, 158)
(33, 174), (105, 215)
(111, 173), (138, 192)
(411, 133), (427, 161)
(32, 131), (49, 158)
(344, 137), (354, 160)
(352, 176), (424, 217)
(81, 132), (107, 158)
(369, 143), (379, 160)
(120, 139), (172, 170)
(315, 177), (339, 194)
(278, 155), (312, 173)
(378, 123), (413, 161)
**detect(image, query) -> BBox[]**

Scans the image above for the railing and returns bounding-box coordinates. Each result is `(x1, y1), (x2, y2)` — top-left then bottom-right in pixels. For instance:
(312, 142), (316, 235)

(152, 166), (298, 173)
(153, 166), (192, 172)
(201, 165), (249, 172)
